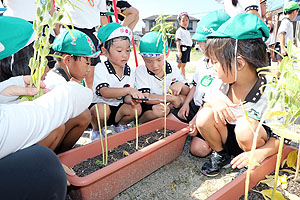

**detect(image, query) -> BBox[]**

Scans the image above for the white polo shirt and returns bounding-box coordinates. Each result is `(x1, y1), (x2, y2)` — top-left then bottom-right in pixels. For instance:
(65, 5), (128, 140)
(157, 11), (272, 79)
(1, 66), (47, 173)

(206, 75), (272, 124)
(192, 57), (220, 106)
(3, 0), (50, 21)
(277, 18), (294, 46)
(175, 27), (193, 47)
(92, 60), (135, 106)
(60, 0), (107, 29)
(224, 0), (261, 17)
(135, 61), (187, 95)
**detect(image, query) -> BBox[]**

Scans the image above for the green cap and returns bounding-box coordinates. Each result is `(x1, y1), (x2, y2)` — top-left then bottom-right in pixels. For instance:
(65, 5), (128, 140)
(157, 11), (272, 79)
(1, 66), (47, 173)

(192, 10), (230, 41)
(207, 13), (269, 41)
(0, 16), (34, 60)
(97, 22), (132, 44)
(284, 1), (300, 11)
(53, 29), (100, 58)
(139, 31), (168, 57)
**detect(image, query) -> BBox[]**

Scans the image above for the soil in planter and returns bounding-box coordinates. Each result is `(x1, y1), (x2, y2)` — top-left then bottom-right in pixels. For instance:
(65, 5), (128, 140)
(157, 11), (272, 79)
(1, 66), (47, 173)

(72, 129), (176, 177)
(239, 168), (300, 200)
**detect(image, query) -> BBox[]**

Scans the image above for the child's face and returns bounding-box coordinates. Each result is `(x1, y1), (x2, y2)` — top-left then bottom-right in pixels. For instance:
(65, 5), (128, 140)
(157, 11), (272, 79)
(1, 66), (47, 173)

(291, 9), (299, 20)
(210, 57), (234, 83)
(179, 15), (189, 29)
(142, 55), (164, 76)
(68, 56), (91, 81)
(104, 38), (130, 68)
(198, 41), (206, 53)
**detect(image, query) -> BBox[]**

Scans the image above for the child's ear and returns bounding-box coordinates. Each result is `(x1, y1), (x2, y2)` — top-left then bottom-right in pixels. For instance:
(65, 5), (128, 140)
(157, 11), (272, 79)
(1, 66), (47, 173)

(236, 56), (246, 71)
(63, 54), (72, 65)
(101, 46), (108, 56)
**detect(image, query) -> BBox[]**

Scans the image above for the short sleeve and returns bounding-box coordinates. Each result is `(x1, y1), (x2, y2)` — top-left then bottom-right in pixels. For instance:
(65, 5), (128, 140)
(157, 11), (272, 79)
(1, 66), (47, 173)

(278, 19), (289, 35)
(175, 29), (181, 41)
(98, 0), (107, 14)
(135, 65), (151, 93)
(93, 63), (110, 96)
(171, 63), (187, 84)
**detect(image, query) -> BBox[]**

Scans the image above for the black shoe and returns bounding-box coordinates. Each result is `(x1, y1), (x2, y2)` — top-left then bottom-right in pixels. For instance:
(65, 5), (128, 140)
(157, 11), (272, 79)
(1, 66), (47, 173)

(201, 151), (231, 177)
(232, 166), (248, 180)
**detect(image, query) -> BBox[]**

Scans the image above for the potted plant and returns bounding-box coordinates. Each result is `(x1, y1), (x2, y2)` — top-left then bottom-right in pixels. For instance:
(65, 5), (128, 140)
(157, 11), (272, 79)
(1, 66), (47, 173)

(58, 118), (189, 200)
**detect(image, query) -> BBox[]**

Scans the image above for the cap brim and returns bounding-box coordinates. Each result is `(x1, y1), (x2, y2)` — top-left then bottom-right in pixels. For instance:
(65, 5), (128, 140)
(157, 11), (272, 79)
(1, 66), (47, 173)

(192, 33), (207, 41)
(87, 50), (101, 58)
(206, 31), (229, 39)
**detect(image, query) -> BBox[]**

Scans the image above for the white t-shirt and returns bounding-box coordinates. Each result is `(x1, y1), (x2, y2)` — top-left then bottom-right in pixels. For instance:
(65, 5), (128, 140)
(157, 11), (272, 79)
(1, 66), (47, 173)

(3, 0), (50, 21)
(175, 27), (193, 47)
(135, 61), (187, 95)
(277, 18), (294, 46)
(44, 65), (70, 90)
(192, 58), (220, 106)
(60, 0), (107, 29)
(92, 60), (135, 106)
(0, 77), (92, 159)
(206, 75), (272, 124)
(224, 0), (261, 17)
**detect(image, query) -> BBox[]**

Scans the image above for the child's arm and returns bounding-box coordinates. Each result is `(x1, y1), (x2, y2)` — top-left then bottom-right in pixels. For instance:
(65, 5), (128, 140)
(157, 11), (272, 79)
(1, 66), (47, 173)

(231, 137), (280, 169)
(176, 40), (182, 59)
(169, 81), (189, 96)
(99, 87), (144, 99)
(279, 32), (287, 56)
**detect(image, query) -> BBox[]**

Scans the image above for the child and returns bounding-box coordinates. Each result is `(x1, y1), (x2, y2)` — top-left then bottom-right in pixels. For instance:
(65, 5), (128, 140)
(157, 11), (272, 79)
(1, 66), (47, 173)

(90, 22), (144, 140)
(168, 10), (230, 158)
(274, 1), (299, 62)
(136, 31), (190, 123)
(175, 12), (193, 77)
(196, 14), (285, 176)
(43, 29), (100, 152)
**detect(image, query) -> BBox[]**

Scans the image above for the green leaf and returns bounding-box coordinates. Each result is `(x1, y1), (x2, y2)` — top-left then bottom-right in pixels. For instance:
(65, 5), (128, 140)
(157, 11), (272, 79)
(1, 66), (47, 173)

(268, 125), (300, 141)
(267, 111), (288, 119)
(286, 150), (298, 168)
(261, 189), (286, 200)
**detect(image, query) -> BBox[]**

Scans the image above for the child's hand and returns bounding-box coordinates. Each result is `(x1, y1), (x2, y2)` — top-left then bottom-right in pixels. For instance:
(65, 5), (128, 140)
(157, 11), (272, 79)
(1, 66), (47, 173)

(167, 95), (182, 108)
(177, 103), (189, 120)
(210, 98), (236, 124)
(170, 82), (184, 96)
(178, 52), (182, 59)
(61, 163), (76, 186)
(231, 150), (266, 170)
(188, 116), (197, 136)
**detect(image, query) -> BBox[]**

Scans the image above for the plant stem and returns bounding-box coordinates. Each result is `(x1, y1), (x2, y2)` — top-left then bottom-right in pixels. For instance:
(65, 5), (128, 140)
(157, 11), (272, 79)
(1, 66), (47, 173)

(95, 104), (105, 163)
(294, 141), (300, 180)
(135, 108), (139, 150)
(104, 104), (108, 165)
(271, 137), (285, 200)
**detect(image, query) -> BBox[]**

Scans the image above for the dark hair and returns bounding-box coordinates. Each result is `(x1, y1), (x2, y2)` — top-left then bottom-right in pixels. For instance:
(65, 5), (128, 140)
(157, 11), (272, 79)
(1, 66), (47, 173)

(53, 52), (82, 62)
(178, 14), (190, 21)
(284, 9), (299, 15)
(232, 0), (238, 7)
(205, 38), (268, 75)
(102, 36), (130, 52)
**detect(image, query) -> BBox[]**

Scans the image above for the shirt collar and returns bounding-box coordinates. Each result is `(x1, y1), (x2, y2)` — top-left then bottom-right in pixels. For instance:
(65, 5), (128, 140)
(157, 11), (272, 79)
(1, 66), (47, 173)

(52, 64), (70, 81)
(105, 60), (131, 76)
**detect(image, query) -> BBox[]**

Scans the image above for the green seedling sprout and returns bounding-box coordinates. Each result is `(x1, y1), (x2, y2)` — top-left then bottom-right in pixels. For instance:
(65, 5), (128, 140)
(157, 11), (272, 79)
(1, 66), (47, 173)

(135, 108), (139, 150)
(243, 40), (300, 199)
(95, 104), (105, 164)
(104, 104), (108, 165)
(150, 14), (175, 137)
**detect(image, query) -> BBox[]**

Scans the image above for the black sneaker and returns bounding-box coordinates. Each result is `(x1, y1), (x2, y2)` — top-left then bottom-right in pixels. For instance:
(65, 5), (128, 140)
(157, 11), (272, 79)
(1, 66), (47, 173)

(232, 166), (248, 180)
(201, 151), (231, 177)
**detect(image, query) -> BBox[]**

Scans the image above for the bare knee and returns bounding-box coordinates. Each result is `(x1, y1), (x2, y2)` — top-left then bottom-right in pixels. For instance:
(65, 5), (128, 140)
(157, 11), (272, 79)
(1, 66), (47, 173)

(190, 137), (212, 157)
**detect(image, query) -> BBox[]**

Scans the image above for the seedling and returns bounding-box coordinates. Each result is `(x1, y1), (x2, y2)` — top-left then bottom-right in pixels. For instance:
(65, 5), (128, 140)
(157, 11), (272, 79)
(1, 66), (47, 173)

(150, 14), (175, 137)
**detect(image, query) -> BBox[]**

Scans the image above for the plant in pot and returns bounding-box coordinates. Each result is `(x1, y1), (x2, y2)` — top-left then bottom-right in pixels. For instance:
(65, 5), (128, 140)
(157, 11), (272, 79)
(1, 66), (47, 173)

(207, 40), (300, 200)
(58, 15), (189, 200)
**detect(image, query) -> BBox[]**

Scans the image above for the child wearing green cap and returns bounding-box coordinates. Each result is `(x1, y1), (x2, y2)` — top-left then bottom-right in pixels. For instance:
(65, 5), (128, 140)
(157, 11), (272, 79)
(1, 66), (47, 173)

(168, 10), (230, 158)
(136, 31), (190, 123)
(44, 29), (100, 152)
(90, 22), (144, 139)
(195, 14), (287, 177)
(176, 12), (193, 77)
(274, 1), (299, 62)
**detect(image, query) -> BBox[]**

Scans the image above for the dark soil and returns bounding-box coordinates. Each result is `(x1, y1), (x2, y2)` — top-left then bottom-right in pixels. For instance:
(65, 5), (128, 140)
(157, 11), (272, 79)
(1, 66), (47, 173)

(72, 129), (176, 177)
(239, 168), (300, 200)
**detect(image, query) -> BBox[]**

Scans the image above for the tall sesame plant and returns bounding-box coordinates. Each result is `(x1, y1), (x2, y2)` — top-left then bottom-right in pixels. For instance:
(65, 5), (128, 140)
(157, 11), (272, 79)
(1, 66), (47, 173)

(21, 0), (75, 101)
(243, 40), (300, 200)
(150, 14), (174, 137)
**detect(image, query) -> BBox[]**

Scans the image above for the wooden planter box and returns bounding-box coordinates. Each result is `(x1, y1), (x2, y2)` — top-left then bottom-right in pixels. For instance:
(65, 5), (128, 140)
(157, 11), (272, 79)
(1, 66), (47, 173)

(207, 146), (297, 200)
(58, 118), (189, 200)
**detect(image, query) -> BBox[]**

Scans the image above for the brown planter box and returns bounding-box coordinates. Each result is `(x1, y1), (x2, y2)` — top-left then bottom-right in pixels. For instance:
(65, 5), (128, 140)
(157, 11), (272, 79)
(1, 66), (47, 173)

(207, 146), (297, 200)
(58, 118), (189, 200)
